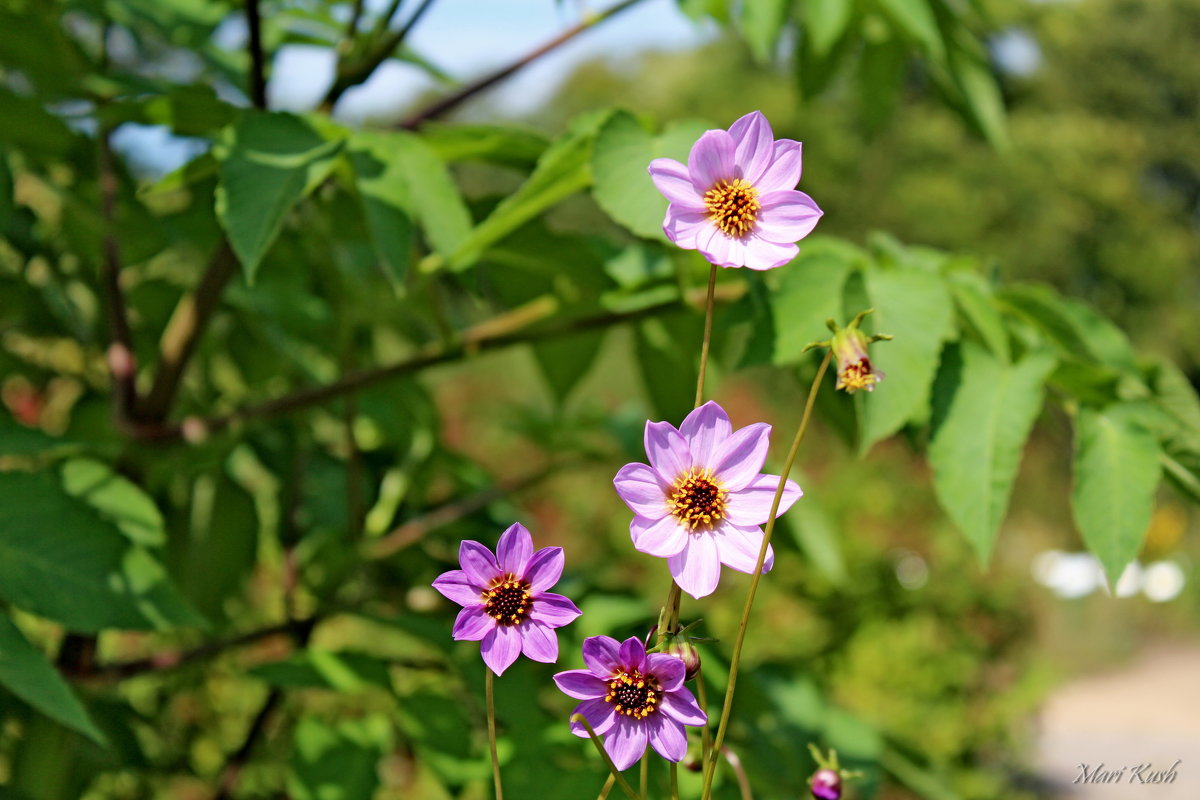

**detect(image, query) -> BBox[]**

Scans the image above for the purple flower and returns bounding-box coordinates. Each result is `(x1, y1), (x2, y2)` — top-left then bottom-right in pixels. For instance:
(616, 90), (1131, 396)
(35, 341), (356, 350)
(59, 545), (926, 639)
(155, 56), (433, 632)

(613, 401), (803, 599)
(648, 110), (822, 271)
(810, 768), (842, 800)
(554, 635), (707, 771)
(431, 522), (582, 676)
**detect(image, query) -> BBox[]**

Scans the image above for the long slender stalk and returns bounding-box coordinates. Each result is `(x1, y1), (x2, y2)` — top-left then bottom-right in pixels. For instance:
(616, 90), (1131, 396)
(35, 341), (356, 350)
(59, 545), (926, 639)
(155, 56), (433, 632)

(694, 264), (718, 407)
(699, 351), (833, 800)
(670, 763), (679, 800)
(695, 665), (712, 768)
(486, 669), (504, 800)
(722, 747), (753, 800)
(596, 774), (616, 800)
(571, 715), (641, 800)
(639, 751), (648, 799)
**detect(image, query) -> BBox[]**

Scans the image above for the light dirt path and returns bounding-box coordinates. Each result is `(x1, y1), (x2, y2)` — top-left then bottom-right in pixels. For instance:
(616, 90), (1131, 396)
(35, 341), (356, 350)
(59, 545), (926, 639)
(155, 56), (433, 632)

(1035, 643), (1200, 798)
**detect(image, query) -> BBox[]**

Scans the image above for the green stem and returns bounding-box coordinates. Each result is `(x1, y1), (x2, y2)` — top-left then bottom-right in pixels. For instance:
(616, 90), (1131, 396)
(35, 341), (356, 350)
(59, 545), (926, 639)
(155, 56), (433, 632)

(699, 350), (832, 800)
(695, 665), (712, 769)
(670, 762), (679, 800)
(486, 669), (504, 800)
(597, 774), (616, 800)
(571, 715), (642, 800)
(694, 263), (718, 408)
(640, 750), (648, 799)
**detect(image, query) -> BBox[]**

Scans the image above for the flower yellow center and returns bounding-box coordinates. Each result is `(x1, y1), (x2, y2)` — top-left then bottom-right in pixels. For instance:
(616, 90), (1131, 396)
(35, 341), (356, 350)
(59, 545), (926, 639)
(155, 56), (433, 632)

(837, 359), (879, 393)
(704, 178), (760, 238)
(669, 468), (726, 531)
(483, 574), (532, 627)
(604, 670), (661, 719)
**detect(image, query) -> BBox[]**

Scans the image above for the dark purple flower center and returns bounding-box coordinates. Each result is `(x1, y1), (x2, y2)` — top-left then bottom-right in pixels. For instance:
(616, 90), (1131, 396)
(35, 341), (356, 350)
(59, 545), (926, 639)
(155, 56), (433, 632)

(836, 358), (878, 393)
(704, 178), (760, 238)
(604, 670), (661, 719)
(483, 574), (532, 626)
(669, 469), (726, 531)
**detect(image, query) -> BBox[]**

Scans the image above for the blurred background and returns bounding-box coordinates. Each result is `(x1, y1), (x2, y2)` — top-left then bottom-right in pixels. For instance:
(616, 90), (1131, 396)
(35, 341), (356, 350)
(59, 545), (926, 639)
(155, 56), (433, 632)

(1, 0), (1198, 798)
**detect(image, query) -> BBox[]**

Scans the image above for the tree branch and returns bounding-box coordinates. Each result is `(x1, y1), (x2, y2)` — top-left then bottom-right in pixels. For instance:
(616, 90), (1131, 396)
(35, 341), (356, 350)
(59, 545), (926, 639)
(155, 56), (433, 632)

(322, 0), (438, 111)
(98, 129), (137, 424)
(245, 0), (268, 109)
(399, 0), (647, 130)
(136, 282), (743, 443)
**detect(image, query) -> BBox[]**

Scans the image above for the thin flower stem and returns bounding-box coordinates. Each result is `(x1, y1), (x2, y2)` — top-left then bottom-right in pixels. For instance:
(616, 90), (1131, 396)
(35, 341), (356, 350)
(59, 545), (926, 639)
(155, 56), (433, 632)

(486, 669), (504, 800)
(639, 751), (648, 799)
(695, 666), (712, 769)
(699, 350), (833, 800)
(722, 747), (753, 800)
(670, 763), (679, 800)
(571, 715), (641, 800)
(597, 774), (616, 800)
(694, 263), (718, 408)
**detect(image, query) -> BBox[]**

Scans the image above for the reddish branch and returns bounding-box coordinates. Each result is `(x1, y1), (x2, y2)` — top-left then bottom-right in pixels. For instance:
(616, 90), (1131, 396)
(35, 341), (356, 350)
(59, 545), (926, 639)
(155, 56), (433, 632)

(400, 0), (648, 129)
(98, 131), (138, 425)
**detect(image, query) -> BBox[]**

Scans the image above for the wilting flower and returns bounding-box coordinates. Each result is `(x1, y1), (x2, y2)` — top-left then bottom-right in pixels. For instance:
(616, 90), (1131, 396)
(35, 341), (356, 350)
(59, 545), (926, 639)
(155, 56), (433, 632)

(554, 635), (707, 771)
(648, 110), (822, 270)
(613, 401), (802, 599)
(432, 522), (581, 676)
(807, 309), (892, 394)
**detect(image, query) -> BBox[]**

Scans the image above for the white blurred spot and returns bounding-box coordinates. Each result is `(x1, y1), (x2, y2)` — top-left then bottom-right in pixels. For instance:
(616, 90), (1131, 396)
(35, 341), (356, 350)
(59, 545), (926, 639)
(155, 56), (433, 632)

(1142, 561), (1186, 603)
(1031, 550), (1106, 598)
(894, 549), (928, 590)
(990, 28), (1043, 78)
(1113, 562), (1143, 598)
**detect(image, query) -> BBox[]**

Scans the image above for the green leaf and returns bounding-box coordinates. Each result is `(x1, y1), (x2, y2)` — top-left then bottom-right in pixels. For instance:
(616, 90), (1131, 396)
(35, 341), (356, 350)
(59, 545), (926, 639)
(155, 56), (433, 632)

(805, 0), (855, 58)
(943, 22), (1008, 149)
(0, 614), (104, 745)
(928, 345), (1056, 562)
(421, 123), (550, 169)
(348, 132), (414, 280)
(1072, 406), (1162, 584)
(741, 0), (791, 62)
(636, 312), (704, 422)
(0, 416), (74, 457)
(215, 111), (345, 281)
(0, 471), (203, 632)
(0, 89), (76, 156)
(592, 111), (709, 240)
(348, 130), (471, 263)
(449, 109), (614, 270)
(786, 491), (847, 585)
(947, 271), (1009, 363)
(290, 716), (390, 800)
(858, 265), (954, 452)
(875, 0), (945, 62)
(251, 651), (393, 692)
(999, 284), (1137, 373)
(60, 459), (165, 547)
(534, 331), (605, 406)
(770, 241), (860, 364)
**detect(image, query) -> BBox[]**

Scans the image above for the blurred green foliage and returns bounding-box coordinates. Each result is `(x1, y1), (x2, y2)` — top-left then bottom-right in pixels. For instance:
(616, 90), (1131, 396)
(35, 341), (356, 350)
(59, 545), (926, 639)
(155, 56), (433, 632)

(0, 0), (1197, 799)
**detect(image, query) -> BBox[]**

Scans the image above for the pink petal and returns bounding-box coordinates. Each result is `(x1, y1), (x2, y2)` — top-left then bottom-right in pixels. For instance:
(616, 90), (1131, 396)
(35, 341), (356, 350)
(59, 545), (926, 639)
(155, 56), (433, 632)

(459, 540), (499, 586)
(668, 534), (722, 599)
(687, 130), (734, 191)
(614, 463), (670, 520)
(724, 474), (803, 525)
(519, 620), (558, 663)
(431, 569), (484, 607)
(530, 591), (581, 628)
(451, 606), (494, 641)
(648, 158), (704, 209)
(496, 522), (533, 575)
(583, 635), (622, 678)
(631, 514), (689, 558)
(741, 235), (799, 271)
(554, 669), (609, 699)
(714, 522), (775, 574)
(712, 422), (772, 491)
(663, 205), (711, 249)
(570, 697), (618, 737)
(756, 190), (823, 241)
(756, 139), (803, 193)
(646, 715), (688, 763)
(644, 420), (691, 484)
(523, 546), (564, 593)
(481, 624), (522, 676)
(618, 636), (647, 672)
(697, 224), (746, 269)
(604, 717), (649, 771)
(660, 687), (707, 726)
(645, 653), (685, 692)
(679, 401), (732, 466)
(728, 111), (775, 186)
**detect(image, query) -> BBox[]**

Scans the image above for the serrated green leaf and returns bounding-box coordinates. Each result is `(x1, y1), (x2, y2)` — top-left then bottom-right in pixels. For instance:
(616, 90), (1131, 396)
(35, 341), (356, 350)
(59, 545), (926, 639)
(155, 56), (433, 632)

(592, 111), (709, 240)
(1072, 406), (1162, 584)
(0, 614), (104, 745)
(741, 0), (790, 62)
(947, 271), (1009, 363)
(0, 471), (203, 632)
(929, 344), (1056, 562)
(449, 109), (614, 270)
(806, 0), (855, 58)
(60, 459), (165, 547)
(215, 111), (345, 281)
(858, 266), (954, 452)
(1000, 284), (1137, 373)
(770, 242), (859, 364)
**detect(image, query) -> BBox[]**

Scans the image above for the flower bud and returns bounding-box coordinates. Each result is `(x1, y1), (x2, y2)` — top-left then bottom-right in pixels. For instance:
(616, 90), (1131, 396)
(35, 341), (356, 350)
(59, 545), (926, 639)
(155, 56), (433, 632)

(805, 309), (891, 394)
(809, 768), (841, 800)
(644, 625), (703, 680)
